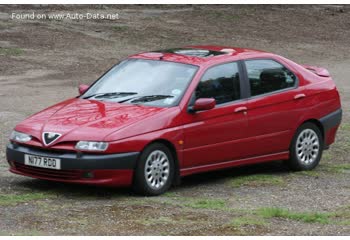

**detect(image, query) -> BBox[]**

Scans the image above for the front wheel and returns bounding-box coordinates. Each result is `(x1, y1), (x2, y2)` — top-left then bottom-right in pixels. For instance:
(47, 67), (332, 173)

(133, 143), (175, 196)
(288, 122), (323, 171)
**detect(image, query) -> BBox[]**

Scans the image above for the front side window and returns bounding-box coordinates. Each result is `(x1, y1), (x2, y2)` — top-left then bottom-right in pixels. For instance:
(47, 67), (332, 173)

(194, 62), (241, 105)
(82, 59), (198, 107)
(245, 59), (297, 97)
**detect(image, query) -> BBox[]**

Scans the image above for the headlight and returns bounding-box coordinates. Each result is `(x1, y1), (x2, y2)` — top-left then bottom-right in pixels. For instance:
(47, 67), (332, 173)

(75, 141), (108, 152)
(10, 130), (32, 143)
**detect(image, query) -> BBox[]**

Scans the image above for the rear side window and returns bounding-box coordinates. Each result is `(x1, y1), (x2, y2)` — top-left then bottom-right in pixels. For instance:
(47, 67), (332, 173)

(194, 62), (240, 105)
(245, 59), (297, 97)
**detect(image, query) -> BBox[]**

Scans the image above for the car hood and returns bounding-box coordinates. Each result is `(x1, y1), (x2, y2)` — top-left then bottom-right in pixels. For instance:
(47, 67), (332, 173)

(15, 98), (168, 145)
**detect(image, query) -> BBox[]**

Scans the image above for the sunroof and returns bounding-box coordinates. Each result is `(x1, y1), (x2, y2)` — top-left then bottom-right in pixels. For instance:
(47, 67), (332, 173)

(156, 48), (227, 58)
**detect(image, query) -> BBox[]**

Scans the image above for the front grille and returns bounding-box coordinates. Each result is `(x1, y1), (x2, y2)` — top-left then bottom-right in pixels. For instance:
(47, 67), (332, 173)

(14, 162), (82, 180)
(19, 143), (77, 154)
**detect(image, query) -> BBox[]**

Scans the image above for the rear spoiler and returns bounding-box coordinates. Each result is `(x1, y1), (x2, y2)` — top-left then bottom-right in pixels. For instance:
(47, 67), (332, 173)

(301, 64), (330, 77)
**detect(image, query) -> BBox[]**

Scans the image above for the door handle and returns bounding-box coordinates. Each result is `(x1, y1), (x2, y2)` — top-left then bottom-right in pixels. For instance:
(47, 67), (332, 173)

(234, 106), (247, 113)
(294, 93), (306, 100)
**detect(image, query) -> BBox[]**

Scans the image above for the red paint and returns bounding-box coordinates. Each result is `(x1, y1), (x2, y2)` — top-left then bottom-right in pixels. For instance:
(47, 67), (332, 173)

(9, 45), (342, 187)
(192, 98), (216, 111)
(301, 64), (330, 77)
(78, 84), (89, 95)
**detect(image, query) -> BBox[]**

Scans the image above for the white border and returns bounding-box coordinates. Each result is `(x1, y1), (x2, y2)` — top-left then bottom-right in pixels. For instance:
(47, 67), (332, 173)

(0, 0), (350, 4)
(1, 1), (349, 240)
(1, 236), (350, 239)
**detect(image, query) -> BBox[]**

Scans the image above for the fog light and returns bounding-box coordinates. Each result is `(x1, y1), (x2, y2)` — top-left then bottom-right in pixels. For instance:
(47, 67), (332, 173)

(82, 171), (94, 179)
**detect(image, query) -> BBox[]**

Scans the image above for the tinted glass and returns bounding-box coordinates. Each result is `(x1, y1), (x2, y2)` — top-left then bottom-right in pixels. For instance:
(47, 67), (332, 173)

(245, 59), (297, 96)
(194, 62), (240, 105)
(82, 59), (198, 107)
(157, 48), (226, 58)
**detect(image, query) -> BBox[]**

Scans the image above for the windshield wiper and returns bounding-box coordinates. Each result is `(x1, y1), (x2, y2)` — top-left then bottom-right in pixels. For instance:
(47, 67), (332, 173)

(127, 95), (174, 103)
(83, 92), (138, 99)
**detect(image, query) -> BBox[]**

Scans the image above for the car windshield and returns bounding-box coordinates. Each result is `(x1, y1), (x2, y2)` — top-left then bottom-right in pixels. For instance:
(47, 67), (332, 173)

(81, 59), (198, 107)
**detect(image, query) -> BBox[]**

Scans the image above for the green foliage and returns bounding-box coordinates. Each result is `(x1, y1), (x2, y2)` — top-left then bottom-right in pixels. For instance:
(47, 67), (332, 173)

(0, 192), (53, 205)
(185, 199), (226, 210)
(327, 164), (350, 173)
(258, 207), (331, 224)
(293, 170), (321, 177)
(162, 191), (177, 198)
(230, 216), (267, 227)
(230, 174), (284, 188)
(112, 25), (129, 31)
(0, 47), (24, 56)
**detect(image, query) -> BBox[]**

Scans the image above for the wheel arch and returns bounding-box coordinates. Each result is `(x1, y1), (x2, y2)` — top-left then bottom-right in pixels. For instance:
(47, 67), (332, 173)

(299, 118), (325, 141)
(141, 138), (181, 186)
(288, 118), (325, 171)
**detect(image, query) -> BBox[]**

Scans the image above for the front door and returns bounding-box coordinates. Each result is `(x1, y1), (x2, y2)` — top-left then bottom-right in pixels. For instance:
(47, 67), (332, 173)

(182, 61), (249, 168)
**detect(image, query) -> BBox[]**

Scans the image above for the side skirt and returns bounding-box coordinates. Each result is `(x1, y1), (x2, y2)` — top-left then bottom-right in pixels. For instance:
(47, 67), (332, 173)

(180, 151), (289, 177)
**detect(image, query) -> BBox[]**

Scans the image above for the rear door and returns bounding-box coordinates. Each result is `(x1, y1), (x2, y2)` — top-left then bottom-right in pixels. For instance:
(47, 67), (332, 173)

(182, 61), (250, 168)
(243, 58), (306, 157)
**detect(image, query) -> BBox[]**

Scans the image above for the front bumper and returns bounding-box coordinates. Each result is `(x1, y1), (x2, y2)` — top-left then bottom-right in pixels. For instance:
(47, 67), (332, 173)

(6, 143), (139, 187)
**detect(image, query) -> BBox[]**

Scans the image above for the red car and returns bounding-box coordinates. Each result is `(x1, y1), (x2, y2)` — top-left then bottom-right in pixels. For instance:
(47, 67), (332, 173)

(7, 46), (342, 195)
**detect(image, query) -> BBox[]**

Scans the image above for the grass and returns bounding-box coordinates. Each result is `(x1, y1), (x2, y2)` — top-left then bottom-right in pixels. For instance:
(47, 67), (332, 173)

(233, 205), (350, 227)
(293, 170), (321, 177)
(0, 47), (24, 56)
(325, 164), (350, 174)
(322, 151), (332, 161)
(319, 160), (350, 174)
(185, 199), (226, 210)
(230, 216), (267, 228)
(257, 207), (331, 224)
(112, 25), (129, 31)
(0, 163), (9, 168)
(229, 174), (285, 188)
(0, 21), (15, 30)
(0, 192), (54, 206)
(338, 220), (350, 226)
(162, 191), (178, 198)
(333, 205), (350, 218)
(340, 122), (350, 131)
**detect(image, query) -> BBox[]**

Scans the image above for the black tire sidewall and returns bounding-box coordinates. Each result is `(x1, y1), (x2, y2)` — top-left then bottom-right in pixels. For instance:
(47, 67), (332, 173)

(133, 143), (175, 196)
(289, 122), (324, 171)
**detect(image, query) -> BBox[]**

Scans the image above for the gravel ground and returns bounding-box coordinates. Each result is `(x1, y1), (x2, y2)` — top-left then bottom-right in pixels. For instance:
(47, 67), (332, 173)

(0, 4), (349, 235)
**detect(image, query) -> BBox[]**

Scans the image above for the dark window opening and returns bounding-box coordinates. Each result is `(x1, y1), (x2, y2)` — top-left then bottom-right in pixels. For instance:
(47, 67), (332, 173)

(194, 62), (241, 105)
(245, 59), (297, 96)
(156, 48), (227, 58)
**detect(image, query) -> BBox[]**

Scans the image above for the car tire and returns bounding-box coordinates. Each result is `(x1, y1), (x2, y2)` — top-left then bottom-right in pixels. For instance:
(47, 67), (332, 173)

(288, 122), (324, 171)
(133, 143), (175, 196)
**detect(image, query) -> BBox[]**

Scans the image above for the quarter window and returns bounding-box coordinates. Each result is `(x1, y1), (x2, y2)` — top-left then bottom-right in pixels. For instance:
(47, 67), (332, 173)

(245, 59), (297, 96)
(194, 62), (241, 105)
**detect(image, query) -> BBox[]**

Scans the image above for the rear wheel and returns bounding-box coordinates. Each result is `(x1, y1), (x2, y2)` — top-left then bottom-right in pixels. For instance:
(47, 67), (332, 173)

(133, 143), (175, 196)
(288, 122), (323, 171)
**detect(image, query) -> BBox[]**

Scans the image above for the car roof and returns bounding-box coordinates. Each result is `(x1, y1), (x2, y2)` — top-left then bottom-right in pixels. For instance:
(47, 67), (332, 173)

(128, 45), (270, 66)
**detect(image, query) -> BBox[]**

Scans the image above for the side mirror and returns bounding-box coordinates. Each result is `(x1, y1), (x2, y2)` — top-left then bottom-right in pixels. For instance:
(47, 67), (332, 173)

(78, 84), (89, 95)
(189, 98), (216, 113)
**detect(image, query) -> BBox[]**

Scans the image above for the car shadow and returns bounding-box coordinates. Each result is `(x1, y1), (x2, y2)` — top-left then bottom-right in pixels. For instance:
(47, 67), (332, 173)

(179, 160), (291, 188)
(16, 178), (132, 199)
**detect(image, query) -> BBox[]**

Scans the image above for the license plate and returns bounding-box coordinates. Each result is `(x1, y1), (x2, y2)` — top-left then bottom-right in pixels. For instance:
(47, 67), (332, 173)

(24, 154), (61, 170)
